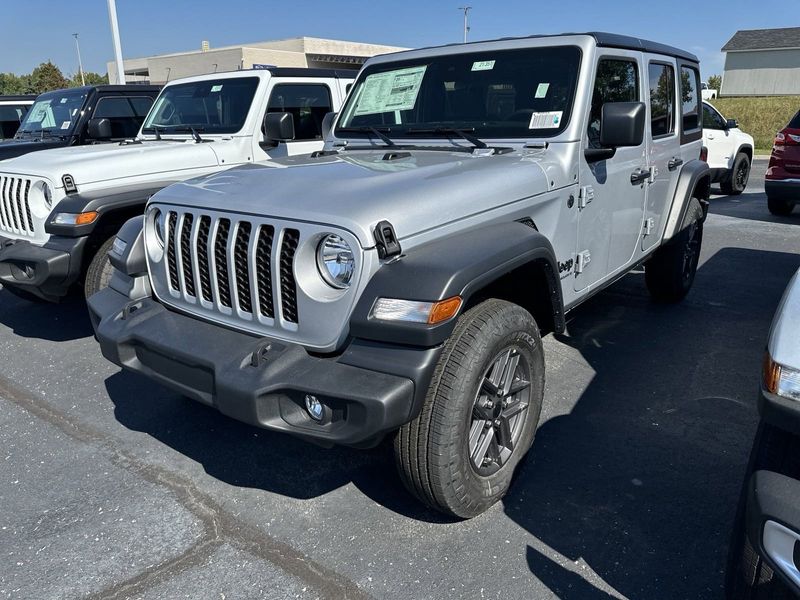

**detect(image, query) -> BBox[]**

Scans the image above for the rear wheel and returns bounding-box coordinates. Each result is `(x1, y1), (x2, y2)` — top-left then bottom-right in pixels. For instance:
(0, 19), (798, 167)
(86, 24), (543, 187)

(84, 236), (116, 299)
(721, 153), (751, 195)
(768, 197), (795, 216)
(726, 423), (800, 599)
(394, 299), (545, 518)
(645, 198), (704, 303)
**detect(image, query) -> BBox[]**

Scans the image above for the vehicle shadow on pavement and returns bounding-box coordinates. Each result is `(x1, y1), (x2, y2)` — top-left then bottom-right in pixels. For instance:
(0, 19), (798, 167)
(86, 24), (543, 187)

(0, 287), (93, 341)
(503, 247), (800, 599)
(104, 372), (453, 524)
(708, 190), (800, 226)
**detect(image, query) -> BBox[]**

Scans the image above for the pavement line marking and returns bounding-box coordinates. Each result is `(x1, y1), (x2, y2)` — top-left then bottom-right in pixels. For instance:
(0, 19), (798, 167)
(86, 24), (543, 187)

(0, 374), (372, 600)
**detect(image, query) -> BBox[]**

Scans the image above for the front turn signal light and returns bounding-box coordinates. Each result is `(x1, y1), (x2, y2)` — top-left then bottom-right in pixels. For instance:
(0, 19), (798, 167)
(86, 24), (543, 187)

(763, 351), (800, 402)
(52, 211), (99, 226)
(370, 295), (462, 325)
(428, 296), (463, 324)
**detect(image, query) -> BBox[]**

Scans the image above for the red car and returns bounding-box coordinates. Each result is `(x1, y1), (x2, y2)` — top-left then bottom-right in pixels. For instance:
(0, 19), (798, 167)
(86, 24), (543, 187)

(766, 110), (800, 215)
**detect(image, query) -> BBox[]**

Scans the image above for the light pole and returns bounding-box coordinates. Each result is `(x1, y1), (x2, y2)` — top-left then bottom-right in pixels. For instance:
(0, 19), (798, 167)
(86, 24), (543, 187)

(458, 6), (472, 44)
(73, 33), (86, 86)
(107, 0), (126, 84)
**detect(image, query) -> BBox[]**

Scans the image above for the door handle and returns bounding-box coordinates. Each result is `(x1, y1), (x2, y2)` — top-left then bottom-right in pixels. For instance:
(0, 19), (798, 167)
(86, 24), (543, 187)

(668, 157), (684, 171)
(630, 168), (650, 185)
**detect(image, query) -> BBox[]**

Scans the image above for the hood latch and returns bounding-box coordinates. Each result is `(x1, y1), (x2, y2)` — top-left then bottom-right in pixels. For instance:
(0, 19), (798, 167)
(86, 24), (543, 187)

(374, 220), (402, 259)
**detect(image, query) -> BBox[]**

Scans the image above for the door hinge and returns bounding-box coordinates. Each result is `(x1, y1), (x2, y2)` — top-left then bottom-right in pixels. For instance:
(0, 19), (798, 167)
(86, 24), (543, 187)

(578, 186), (594, 209)
(575, 250), (591, 274)
(643, 218), (655, 236)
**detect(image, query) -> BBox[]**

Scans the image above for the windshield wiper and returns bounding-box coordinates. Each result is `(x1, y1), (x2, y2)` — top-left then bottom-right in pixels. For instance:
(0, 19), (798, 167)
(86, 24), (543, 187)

(406, 127), (488, 149)
(337, 126), (396, 147)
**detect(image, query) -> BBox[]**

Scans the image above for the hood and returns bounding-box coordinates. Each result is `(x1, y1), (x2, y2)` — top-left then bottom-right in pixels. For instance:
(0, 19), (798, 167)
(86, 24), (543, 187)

(0, 140), (221, 189)
(151, 148), (551, 248)
(0, 137), (66, 162)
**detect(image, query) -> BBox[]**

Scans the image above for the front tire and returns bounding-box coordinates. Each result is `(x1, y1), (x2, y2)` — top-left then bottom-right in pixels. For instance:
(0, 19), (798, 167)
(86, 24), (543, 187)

(84, 236), (116, 299)
(721, 153), (750, 195)
(768, 197), (795, 216)
(645, 198), (704, 303)
(394, 299), (545, 518)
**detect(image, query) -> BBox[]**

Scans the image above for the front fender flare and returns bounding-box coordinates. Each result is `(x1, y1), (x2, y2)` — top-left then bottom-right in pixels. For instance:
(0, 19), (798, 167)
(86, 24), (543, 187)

(349, 221), (564, 347)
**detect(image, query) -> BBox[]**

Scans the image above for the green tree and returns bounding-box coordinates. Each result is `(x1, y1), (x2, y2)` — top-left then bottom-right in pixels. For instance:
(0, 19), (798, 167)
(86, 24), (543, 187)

(707, 75), (722, 92)
(29, 61), (69, 94)
(69, 71), (109, 87)
(0, 72), (33, 95)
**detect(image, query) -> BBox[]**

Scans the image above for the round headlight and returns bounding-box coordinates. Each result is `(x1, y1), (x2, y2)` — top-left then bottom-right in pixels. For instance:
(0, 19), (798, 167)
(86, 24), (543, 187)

(43, 183), (53, 208)
(152, 209), (165, 247)
(316, 234), (354, 289)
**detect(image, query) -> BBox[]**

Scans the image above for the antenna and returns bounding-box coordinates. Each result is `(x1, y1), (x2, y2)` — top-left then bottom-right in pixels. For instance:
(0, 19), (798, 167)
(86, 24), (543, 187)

(458, 6), (472, 43)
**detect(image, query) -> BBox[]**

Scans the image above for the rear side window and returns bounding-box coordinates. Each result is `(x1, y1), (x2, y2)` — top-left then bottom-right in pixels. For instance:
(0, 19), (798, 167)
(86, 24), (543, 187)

(94, 96), (155, 138)
(267, 84), (333, 141)
(680, 66), (700, 131)
(0, 104), (28, 139)
(587, 58), (639, 148)
(788, 110), (800, 129)
(648, 63), (675, 138)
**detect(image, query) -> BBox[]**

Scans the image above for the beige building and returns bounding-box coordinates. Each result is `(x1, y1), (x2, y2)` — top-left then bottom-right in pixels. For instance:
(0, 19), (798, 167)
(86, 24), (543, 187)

(721, 28), (800, 97)
(108, 37), (408, 85)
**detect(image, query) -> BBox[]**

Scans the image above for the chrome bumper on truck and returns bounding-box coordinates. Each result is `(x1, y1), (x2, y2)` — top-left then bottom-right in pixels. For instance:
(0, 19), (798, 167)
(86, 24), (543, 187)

(0, 234), (87, 301)
(88, 286), (441, 447)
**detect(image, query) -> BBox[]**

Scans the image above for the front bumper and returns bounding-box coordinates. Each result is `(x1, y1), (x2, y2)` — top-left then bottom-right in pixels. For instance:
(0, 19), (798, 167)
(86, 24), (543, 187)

(765, 179), (800, 201)
(0, 234), (87, 301)
(88, 286), (440, 446)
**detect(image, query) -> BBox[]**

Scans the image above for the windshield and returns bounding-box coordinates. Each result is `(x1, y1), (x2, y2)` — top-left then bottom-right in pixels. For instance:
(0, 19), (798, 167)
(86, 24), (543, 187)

(142, 77), (259, 135)
(17, 90), (88, 136)
(336, 46), (582, 141)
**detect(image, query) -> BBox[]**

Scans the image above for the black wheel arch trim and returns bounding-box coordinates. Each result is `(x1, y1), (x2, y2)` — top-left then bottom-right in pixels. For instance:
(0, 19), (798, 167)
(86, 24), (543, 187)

(349, 221), (565, 347)
(662, 159), (710, 243)
(44, 181), (173, 237)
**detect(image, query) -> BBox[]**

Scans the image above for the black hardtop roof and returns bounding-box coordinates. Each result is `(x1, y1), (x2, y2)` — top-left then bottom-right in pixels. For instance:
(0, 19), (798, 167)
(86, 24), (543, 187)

(38, 84), (161, 96)
(0, 95), (36, 102)
(397, 31), (699, 64)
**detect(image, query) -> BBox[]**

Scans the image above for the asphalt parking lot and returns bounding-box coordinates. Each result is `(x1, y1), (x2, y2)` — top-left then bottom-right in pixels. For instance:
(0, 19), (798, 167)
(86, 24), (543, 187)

(1, 158), (798, 600)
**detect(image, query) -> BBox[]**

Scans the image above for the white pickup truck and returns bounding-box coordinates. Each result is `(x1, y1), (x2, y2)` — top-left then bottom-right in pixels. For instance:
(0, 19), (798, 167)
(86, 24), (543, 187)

(0, 68), (353, 301)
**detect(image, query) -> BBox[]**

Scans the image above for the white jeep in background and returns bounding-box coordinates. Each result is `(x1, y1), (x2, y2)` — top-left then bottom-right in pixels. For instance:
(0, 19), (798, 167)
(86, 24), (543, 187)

(0, 68), (353, 302)
(702, 101), (754, 195)
(701, 81), (718, 100)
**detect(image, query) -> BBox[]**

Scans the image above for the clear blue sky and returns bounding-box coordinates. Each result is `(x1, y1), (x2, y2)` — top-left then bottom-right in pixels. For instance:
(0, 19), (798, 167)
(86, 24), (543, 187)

(0, 0), (795, 79)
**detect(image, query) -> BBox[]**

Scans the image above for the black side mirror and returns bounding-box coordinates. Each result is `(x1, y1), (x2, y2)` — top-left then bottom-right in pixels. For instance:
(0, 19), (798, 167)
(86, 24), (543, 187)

(725, 118), (738, 130)
(321, 112), (337, 139)
(87, 117), (113, 140)
(585, 101), (646, 163)
(264, 112), (295, 143)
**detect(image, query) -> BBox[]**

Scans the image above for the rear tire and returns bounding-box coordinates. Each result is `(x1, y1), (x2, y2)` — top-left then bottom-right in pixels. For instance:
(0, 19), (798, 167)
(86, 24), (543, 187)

(84, 236), (116, 299)
(768, 197), (795, 216)
(394, 299), (545, 518)
(726, 423), (799, 599)
(721, 153), (750, 195)
(645, 198), (704, 303)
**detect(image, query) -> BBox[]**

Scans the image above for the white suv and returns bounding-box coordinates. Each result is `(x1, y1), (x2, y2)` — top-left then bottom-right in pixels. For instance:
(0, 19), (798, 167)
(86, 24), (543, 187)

(702, 101), (754, 195)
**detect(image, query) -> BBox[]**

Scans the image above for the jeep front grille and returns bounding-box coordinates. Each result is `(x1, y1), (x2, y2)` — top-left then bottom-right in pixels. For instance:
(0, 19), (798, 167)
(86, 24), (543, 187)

(0, 176), (34, 236)
(163, 209), (300, 325)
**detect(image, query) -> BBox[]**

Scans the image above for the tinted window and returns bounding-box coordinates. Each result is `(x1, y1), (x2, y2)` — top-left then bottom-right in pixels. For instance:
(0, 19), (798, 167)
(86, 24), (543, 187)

(267, 84), (333, 141)
(337, 46), (582, 139)
(788, 110), (800, 129)
(142, 77), (259, 135)
(94, 96), (155, 139)
(680, 66), (700, 131)
(702, 103), (726, 129)
(648, 63), (675, 138)
(0, 104), (28, 139)
(587, 58), (639, 148)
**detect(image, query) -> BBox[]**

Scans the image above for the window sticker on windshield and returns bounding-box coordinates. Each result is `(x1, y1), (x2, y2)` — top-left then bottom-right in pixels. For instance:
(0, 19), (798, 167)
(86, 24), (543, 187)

(210, 84), (223, 92)
(60, 98), (68, 104)
(471, 60), (495, 72)
(61, 121), (71, 130)
(535, 83), (550, 99)
(529, 111), (563, 129)
(354, 65), (427, 116)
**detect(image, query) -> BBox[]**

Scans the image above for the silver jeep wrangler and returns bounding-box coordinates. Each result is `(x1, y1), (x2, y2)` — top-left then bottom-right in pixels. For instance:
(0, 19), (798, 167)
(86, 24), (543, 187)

(89, 32), (710, 518)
